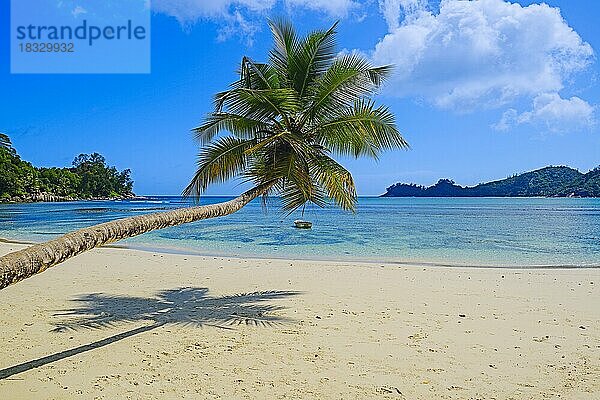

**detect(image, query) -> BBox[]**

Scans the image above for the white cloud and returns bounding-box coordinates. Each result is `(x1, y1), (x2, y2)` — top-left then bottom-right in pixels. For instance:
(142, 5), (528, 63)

(285, 0), (359, 18)
(371, 0), (594, 114)
(216, 10), (261, 44)
(494, 93), (595, 132)
(378, 0), (428, 31)
(153, 0), (275, 23)
(493, 108), (518, 132)
(71, 5), (87, 18)
(152, 0), (361, 40)
(521, 93), (595, 126)
(152, 0), (275, 40)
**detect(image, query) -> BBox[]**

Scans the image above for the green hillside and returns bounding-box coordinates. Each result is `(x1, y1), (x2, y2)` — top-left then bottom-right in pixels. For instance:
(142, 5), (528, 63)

(383, 166), (600, 197)
(0, 139), (134, 202)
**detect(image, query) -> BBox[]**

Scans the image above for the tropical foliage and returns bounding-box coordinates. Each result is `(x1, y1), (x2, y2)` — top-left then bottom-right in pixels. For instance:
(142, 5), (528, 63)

(0, 133), (10, 149)
(0, 138), (133, 200)
(383, 166), (600, 197)
(185, 19), (408, 213)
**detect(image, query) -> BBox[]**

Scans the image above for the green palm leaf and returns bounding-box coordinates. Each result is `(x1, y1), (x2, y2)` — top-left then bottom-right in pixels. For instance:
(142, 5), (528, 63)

(292, 21), (338, 98)
(183, 137), (257, 198)
(193, 113), (270, 144)
(268, 18), (298, 86)
(310, 154), (357, 211)
(215, 88), (300, 124)
(239, 57), (280, 90)
(306, 54), (392, 122)
(314, 99), (409, 158)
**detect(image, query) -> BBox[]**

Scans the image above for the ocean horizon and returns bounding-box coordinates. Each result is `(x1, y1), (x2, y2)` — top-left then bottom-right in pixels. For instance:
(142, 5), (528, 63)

(1, 196), (598, 268)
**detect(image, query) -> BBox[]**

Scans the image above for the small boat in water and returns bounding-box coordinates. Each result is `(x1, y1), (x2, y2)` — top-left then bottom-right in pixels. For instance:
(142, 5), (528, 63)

(294, 220), (312, 229)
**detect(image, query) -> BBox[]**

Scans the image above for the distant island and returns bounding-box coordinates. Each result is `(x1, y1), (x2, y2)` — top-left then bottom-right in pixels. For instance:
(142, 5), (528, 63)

(0, 140), (134, 203)
(382, 166), (600, 198)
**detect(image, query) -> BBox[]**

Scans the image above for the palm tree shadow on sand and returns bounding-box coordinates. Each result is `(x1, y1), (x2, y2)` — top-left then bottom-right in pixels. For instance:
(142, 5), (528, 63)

(0, 287), (300, 380)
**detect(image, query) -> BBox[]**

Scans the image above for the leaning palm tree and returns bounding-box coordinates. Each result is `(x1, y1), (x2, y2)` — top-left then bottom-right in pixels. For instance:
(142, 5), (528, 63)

(0, 19), (408, 290)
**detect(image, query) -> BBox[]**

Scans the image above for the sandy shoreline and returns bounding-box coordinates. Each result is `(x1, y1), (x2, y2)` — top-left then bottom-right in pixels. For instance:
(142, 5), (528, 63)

(2, 236), (597, 269)
(0, 242), (598, 399)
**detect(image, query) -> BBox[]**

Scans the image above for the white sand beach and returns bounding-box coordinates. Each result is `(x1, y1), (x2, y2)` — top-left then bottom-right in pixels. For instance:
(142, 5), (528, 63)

(0, 242), (598, 399)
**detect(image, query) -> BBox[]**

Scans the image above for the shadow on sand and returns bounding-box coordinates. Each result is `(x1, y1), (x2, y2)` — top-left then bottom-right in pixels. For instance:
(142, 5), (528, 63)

(0, 287), (299, 380)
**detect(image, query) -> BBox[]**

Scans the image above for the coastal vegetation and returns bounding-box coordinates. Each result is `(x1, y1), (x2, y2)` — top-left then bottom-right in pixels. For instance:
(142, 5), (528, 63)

(0, 139), (134, 202)
(0, 19), (407, 289)
(382, 166), (600, 197)
(0, 132), (10, 149)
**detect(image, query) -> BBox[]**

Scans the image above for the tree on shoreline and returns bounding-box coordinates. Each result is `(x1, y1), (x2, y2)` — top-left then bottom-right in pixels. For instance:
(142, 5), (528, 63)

(0, 19), (408, 290)
(0, 145), (134, 201)
(0, 133), (11, 150)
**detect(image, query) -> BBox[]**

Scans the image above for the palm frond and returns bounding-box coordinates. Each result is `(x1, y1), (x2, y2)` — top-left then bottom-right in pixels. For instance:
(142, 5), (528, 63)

(215, 88), (300, 124)
(314, 99), (409, 158)
(292, 21), (338, 98)
(246, 142), (326, 213)
(310, 154), (357, 211)
(192, 113), (270, 144)
(306, 54), (393, 121)
(268, 18), (298, 86)
(183, 137), (257, 199)
(240, 57), (280, 90)
(279, 177), (327, 213)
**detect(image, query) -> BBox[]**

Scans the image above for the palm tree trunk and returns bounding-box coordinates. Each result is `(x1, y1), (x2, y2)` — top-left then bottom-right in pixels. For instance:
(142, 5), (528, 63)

(0, 186), (268, 290)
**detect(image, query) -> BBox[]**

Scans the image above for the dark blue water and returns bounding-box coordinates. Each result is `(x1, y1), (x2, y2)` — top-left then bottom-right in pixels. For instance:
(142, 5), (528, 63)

(1, 197), (599, 267)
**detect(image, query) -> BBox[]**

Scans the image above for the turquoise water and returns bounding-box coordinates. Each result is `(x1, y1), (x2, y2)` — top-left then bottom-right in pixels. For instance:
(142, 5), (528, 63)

(0, 197), (599, 267)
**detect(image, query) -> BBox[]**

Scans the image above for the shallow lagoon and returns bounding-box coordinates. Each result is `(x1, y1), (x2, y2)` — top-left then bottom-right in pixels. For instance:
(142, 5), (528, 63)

(1, 197), (599, 267)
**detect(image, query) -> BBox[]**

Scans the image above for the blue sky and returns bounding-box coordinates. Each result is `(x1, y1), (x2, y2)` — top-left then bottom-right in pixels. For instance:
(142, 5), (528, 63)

(1, 0), (599, 195)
